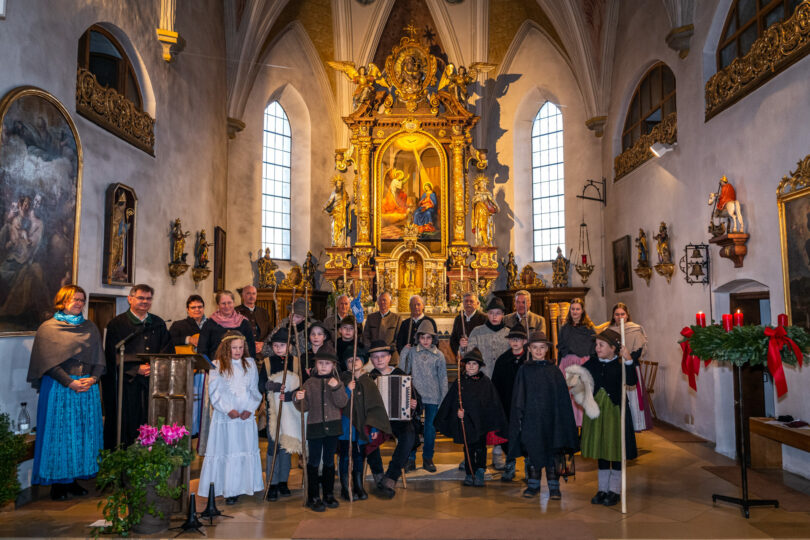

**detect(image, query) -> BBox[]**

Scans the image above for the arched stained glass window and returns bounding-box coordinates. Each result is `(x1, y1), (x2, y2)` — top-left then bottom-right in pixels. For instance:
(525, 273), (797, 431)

(531, 102), (565, 262)
(262, 101), (291, 260)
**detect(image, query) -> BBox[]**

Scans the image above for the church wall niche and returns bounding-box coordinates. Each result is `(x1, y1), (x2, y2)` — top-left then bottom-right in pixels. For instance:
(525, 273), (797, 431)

(225, 23), (334, 292)
(490, 24), (605, 319)
(604, 0), (810, 477)
(0, 0), (229, 484)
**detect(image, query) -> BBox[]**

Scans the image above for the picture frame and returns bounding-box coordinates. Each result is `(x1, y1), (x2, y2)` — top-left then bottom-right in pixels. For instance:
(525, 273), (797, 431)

(0, 86), (82, 335)
(102, 183), (137, 286)
(213, 226), (226, 292)
(777, 154), (810, 330)
(613, 235), (633, 293)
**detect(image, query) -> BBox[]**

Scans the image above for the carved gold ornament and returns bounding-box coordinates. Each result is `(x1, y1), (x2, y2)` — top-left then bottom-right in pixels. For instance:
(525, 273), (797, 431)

(75, 68), (155, 155)
(706, 1), (810, 120)
(614, 112), (677, 180)
(777, 154), (810, 196)
(384, 34), (438, 112)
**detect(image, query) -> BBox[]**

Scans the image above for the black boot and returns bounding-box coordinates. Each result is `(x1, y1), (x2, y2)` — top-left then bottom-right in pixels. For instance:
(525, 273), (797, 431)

(265, 484), (278, 501)
(321, 466), (340, 508)
(352, 471), (368, 500)
(306, 465), (325, 512)
(339, 472), (356, 501)
(67, 480), (88, 496)
(50, 483), (69, 501)
(522, 466), (541, 498)
(278, 481), (291, 497)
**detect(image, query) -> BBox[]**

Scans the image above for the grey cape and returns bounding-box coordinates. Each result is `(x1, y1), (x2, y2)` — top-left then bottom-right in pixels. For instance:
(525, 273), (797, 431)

(27, 318), (105, 389)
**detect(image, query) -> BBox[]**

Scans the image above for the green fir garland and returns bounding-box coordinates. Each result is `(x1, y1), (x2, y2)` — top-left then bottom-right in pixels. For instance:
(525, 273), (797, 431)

(680, 324), (810, 367)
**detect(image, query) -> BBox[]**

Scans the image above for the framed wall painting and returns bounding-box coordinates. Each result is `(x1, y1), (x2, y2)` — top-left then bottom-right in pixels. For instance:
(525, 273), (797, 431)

(102, 183), (137, 286)
(213, 226), (226, 292)
(0, 86), (82, 334)
(777, 155), (810, 330)
(613, 235), (633, 293)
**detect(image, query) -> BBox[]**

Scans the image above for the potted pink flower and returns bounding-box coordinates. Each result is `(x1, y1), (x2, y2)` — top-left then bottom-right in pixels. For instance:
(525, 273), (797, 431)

(96, 421), (193, 535)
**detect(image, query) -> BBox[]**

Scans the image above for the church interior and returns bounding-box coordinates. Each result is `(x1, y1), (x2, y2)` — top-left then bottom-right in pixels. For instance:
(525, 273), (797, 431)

(1, 0), (810, 538)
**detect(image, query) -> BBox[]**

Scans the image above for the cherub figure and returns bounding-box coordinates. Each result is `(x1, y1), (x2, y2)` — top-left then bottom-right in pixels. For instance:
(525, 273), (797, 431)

(438, 63), (476, 105)
(327, 61), (389, 110)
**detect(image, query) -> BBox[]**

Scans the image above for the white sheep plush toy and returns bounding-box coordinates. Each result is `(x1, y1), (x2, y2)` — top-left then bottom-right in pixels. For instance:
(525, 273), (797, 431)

(564, 364), (600, 420)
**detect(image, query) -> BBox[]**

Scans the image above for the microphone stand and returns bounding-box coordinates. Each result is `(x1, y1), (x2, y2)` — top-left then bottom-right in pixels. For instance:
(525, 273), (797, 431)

(115, 323), (150, 448)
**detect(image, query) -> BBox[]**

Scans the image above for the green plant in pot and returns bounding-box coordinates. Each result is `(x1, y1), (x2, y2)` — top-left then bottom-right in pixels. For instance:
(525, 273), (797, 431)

(0, 413), (27, 508)
(96, 422), (192, 535)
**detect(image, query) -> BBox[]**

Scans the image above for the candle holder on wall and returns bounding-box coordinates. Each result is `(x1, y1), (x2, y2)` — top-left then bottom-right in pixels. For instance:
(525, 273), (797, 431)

(679, 243), (709, 285)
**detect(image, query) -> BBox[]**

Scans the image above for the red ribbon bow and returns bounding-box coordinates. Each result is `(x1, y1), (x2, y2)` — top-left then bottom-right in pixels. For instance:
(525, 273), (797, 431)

(763, 326), (803, 397)
(680, 327), (701, 391)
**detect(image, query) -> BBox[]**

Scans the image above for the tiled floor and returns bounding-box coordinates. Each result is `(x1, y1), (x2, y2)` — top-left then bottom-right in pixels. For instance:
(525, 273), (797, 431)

(2, 427), (809, 539)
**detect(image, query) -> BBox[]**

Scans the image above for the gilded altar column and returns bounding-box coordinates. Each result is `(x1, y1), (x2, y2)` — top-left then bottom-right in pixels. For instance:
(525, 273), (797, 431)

(353, 126), (374, 266)
(451, 126), (467, 244)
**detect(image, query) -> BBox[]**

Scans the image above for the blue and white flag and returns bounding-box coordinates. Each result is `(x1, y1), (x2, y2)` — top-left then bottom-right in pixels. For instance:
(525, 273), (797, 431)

(350, 290), (365, 324)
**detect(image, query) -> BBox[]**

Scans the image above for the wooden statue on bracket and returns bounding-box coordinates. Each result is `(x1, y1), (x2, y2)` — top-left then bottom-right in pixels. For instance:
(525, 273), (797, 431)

(708, 175), (750, 268)
(103, 183), (137, 285)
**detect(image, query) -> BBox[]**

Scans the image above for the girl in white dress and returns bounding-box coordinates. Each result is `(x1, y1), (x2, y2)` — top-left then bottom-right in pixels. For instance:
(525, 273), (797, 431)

(197, 331), (264, 504)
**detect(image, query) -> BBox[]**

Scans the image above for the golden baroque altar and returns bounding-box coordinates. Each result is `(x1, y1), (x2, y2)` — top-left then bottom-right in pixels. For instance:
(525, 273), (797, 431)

(324, 26), (498, 313)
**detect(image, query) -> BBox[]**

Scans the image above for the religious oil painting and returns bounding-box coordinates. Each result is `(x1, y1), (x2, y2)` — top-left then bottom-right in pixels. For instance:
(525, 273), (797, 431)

(102, 183), (136, 286)
(778, 183), (810, 330)
(378, 132), (444, 247)
(613, 235), (633, 293)
(0, 87), (81, 334)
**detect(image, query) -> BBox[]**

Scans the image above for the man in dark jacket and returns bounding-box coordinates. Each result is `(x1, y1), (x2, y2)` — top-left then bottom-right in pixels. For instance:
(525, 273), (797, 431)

(236, 285), (272, 357)
(449, 292), (486, 355)
(102, 284), (172, 449)
(395, 295), (437, 353)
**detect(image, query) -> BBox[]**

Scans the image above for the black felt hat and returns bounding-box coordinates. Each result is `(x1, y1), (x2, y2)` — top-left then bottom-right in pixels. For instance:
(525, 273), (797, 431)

(308, 321), (332, 342)
(270, 327), (289, 344)
(486, 297), (506, 313)
(341, 345), (368, 364)
(313, 350), (338, 364)
(528, 331), (552, 345)
(507, 326), (528, 340)
(595, 328), (622, 350)
(368, 340), (392, 355)
(462, 347), (485, 367)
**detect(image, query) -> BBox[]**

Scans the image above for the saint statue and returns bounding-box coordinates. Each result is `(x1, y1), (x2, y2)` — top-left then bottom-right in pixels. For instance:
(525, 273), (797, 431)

(302, 251), (316, 290)
(257, 247), (278, 288)
(426, 269), (442, 307)
(413, 181), (438, 234)
(552, 246), (570, 288)
(471, 174), (499, 247)
(171, 218), (190, 264)
(635, 229), (649, 267)
(196, 229), (213, 269)
(502, 251), (518, 290)
(109, 192), (133, 280)
(381, 267), (393, 293)
(653, 222), (672, 264)
(324, 174), (350, 247)
(404, 255), (417, 287)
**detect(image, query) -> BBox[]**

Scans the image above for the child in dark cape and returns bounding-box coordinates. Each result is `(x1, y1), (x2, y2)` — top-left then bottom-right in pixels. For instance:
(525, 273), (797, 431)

(508, 331), (579, 500)
(435, 348), (507, 487)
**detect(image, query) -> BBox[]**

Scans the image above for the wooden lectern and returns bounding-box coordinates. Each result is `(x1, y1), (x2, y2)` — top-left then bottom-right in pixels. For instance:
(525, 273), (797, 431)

(140, 353), (213, 513)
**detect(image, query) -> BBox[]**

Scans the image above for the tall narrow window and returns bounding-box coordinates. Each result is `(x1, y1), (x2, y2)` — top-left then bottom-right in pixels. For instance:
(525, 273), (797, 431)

(262, 101), (291, 260)
(531, 102), (565, 262)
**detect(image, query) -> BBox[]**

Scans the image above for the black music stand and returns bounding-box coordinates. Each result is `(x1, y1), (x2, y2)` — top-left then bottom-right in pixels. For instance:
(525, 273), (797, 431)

(711, 365), (779, 518)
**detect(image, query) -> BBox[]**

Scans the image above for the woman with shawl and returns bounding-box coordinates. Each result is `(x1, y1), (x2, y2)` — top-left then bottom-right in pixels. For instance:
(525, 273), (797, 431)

(27, 285), (105, 500)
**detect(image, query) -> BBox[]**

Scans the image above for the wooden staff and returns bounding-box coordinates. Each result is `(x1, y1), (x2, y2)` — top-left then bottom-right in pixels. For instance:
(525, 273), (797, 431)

(264, 286), (297, 500)
(457, 311), (472, 469)
(299, 287), (310, 502)
(620, 318), (627, 514)
(347, 314), (359, 502)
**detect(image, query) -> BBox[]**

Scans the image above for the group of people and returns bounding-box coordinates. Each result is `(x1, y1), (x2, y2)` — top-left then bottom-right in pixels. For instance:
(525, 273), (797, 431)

(26, 282), (653, 514)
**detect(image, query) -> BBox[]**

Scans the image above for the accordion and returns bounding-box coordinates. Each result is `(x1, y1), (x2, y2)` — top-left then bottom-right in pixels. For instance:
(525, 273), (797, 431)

(376, 375), (412, 420)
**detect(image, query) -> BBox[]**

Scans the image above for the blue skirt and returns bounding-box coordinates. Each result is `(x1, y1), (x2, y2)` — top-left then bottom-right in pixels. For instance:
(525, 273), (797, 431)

(32, 375), (103, 485)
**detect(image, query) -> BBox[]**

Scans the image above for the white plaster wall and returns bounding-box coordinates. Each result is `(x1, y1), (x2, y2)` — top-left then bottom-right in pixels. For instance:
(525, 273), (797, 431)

(489, 26), (607, 317)
(603, 0), (810, 474)
(226, 25), (334, 291)
(0, 0), (227, 449)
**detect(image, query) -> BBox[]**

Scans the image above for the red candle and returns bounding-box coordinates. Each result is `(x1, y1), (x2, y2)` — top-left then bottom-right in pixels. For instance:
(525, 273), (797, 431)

(696, 312), (706, 327)
(778, 313), (788, 327)
(722, 314), (732, 332)
(581, 254), (587, 264)
(733, 310), (743, 327)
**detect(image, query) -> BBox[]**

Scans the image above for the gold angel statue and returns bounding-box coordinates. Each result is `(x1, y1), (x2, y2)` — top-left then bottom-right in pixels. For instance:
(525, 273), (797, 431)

(327, 61), (389, 110)
(471, 174), (499, 247)
(437, 62), (495, 106)
(323, 174), (351, 247)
